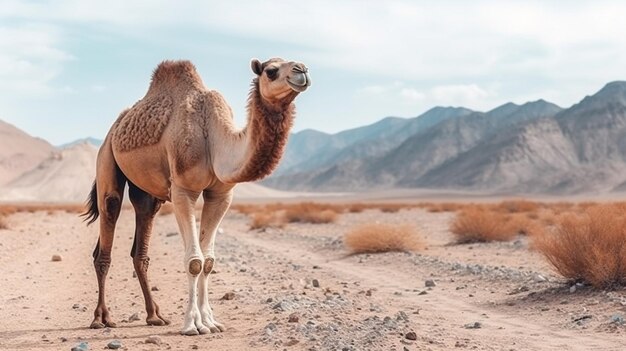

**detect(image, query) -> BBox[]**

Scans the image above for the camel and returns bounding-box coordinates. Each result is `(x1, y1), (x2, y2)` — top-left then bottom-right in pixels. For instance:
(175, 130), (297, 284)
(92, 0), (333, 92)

(82, 58), (310, 335)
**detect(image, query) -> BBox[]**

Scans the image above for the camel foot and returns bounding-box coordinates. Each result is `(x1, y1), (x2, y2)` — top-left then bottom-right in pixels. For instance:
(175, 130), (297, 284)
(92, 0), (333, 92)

(147, 315), (171, 326)
(90, 319), (117, 329)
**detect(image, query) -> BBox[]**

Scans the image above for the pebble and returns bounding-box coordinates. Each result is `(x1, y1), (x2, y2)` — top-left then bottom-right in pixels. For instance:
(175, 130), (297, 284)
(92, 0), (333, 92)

(166, 232), (177, 237)
(569, 285), (577, 293)
(533, 274), (547, 283)
(71, 341), (89, 351)
(106, 340), (122, 349)
(288, 313), (300, 323)
(221, 292), (236, 300)
(464, 322), (482, 329)
(145, 335), (162, 345)
(611, 314), (624, 325)
(128, 312), (140, 322)
(424, 279), (436, 287)
(405, 331), (417, 340)
(132, 271), (137, 278)
(151, 286), (159, 291)
(312, 279), (320, 288)
(51, 254), (63, 262)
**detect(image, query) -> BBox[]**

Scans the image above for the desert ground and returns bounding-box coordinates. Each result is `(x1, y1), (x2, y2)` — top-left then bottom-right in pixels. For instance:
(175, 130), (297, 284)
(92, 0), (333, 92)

(1, 200), (625, 351)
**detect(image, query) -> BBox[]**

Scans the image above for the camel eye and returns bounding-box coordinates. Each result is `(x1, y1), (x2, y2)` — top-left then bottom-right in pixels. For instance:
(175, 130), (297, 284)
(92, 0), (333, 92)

(265, 68), (278, 80)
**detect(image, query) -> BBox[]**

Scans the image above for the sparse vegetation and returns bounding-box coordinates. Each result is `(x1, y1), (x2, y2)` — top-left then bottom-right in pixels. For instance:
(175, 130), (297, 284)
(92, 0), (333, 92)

(533, 204), (626, 288)
(344, 223), (421, 254)
(450, 208), (518, 243)
(283, 202), (338, 224)
(250, 211), (285, 230)
(0, 203), (85, 216)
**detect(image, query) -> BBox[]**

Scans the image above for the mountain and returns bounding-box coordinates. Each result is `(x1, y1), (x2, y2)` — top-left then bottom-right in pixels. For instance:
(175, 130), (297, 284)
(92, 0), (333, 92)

(0, 119), (55, 186)
(415, 82), (626, 193)
(265, 99), (562, 191)
(273, 106), (473, 177)
(59, 137), (103, 149)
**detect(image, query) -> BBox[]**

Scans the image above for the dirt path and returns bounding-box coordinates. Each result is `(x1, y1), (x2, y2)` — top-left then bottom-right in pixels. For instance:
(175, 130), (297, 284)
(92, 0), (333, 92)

(0, 209), (625, 350)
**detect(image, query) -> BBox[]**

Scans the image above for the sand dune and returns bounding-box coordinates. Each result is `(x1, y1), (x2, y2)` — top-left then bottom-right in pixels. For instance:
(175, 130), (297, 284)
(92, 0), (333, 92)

(0, 119), (54, 186)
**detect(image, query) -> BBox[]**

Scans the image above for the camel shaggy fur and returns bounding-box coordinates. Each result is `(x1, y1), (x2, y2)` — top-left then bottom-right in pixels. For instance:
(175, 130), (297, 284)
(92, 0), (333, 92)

(83, 58), (310, 335)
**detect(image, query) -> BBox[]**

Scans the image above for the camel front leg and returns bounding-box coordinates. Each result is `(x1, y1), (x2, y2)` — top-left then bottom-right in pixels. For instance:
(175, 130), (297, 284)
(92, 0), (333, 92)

(171, 185), (209, 336)
(198, 189), (233, 333)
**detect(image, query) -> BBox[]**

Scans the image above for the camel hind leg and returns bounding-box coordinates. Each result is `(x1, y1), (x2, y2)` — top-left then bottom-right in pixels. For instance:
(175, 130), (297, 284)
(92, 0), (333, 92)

(128, 182), (170, 326)
(89, 138), (127, 329)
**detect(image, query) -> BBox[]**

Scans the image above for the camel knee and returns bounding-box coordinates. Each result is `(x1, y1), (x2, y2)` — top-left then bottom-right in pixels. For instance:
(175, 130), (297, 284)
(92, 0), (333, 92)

(93, 256), (111, 275)
(188, 258), (203, 276)
(103, 194), (122, 222)
(203, 257), (215, 275)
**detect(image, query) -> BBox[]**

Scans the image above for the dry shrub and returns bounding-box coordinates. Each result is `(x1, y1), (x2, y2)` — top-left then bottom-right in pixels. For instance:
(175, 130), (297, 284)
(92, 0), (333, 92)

(344, 223), (421, 254)
(283, 202), (338, 224)
(0, 203), (84, 216)
(450, 208), (518, 244)
(250, 212), (285, 230)
(534, 205), (626, 288)
(0, 215), (7, 230)
(495, 199), (540, 213)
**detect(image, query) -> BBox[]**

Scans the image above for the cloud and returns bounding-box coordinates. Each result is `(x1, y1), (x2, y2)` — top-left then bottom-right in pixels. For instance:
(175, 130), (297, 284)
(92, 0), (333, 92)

(359, 81), (493, 110)
(0, 24), (73, 97)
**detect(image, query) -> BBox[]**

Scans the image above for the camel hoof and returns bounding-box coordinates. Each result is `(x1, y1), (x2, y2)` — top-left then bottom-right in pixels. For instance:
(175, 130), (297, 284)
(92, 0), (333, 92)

(90, 321), (105, 329)
(180, 327), (200, 336)
(188, 258), (202, 276)
(198, 326), (211, 335)
(215, 322), (226, 332)
(147, 316), (170, 326)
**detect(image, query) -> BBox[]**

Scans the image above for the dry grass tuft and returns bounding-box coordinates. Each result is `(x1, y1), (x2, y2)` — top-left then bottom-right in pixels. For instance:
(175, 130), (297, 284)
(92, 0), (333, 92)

(0, 215), (7, 230)
(533, 204), (626, 288)
(283, 202), (338, 224)
(250, 212), (286, 230)
(344, 223), (421, 254)
(0, 203), (84, 216)
(495, 199), (540, 213)
(450, 208), (518, 244)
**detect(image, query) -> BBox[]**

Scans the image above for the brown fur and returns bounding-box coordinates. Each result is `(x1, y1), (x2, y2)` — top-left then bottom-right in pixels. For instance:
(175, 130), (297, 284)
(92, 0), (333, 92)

(113, 96), (173, 152)
(232, 79), (295, 182)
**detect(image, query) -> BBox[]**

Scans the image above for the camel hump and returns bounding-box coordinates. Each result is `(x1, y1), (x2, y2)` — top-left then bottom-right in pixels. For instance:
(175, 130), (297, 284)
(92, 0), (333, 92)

(112, 95), (174, 152)
(149, 60), (204, 92)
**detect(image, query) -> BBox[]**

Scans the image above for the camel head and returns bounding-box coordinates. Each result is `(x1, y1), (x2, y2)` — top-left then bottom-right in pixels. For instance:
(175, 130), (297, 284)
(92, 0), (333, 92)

(251, 57), (311, 105)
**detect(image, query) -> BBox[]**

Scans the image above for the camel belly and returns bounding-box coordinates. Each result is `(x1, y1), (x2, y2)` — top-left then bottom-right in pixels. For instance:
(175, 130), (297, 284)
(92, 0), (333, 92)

(113, 144), (172, 200)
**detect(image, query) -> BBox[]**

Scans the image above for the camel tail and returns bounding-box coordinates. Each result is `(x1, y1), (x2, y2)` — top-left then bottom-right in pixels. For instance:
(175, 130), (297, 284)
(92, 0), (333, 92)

(82, 181), (99, 226)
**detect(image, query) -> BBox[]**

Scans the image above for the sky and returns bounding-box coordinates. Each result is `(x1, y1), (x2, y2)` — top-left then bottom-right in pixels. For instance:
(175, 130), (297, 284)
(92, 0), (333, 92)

(1, 1), (626, 145)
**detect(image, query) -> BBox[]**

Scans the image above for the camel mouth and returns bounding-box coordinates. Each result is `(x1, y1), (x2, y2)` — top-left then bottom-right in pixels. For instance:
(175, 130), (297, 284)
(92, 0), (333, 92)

(287, 72), (311, 93)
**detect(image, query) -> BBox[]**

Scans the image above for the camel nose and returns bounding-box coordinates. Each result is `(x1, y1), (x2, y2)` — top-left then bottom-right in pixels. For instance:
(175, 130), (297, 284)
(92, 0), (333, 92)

(292, 63), (308, 73)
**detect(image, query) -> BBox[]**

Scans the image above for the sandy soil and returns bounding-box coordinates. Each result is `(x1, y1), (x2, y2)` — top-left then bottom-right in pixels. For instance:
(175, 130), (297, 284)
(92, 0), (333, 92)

(1, 207), (625, 351)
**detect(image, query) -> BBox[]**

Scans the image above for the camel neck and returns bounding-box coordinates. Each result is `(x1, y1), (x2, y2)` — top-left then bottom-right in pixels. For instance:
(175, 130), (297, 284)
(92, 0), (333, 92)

(214, 81), (294, 184)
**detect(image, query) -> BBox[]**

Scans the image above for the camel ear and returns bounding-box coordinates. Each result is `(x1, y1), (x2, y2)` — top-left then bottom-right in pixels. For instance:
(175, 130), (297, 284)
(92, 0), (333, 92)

(251, 59), (263, 75)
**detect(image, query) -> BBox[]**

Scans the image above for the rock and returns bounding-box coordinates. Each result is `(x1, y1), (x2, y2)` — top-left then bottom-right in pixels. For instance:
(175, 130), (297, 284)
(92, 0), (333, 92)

(132, 271), (137, 278)
(611, 314), (625, 325)
(71, 341), (89, 351)
(264, 322), (277, 336)
(128, 312), (141, 322)
(396, 311), (409, 322)
(569, 285), (577, 293)
(221, 292), (235, 300)
(533, 274), (548, 283)
(217, 228), (225, 235)
(288, 313), (300, 323)
(106, 340), (122, 349)
(425, 279), (436, 287)
(145, 335), (162, 345)
(464, 322), (482, 329)
(72, 304), (81, 309)
(51, 254), (63, 262)
(405, 331), (417, 340)
(312, 279), (320, 288)
(285, 339), (299, 346)
(166, 232), (177, 237)
(151, 286), (159, 291)
(418, 291), (428, 296)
